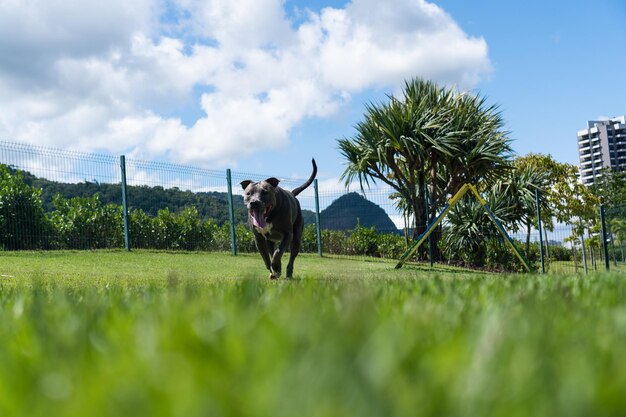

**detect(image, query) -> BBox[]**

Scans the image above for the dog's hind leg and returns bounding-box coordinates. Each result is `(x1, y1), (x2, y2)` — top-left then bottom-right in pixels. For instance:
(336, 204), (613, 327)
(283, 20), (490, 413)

(286, 222), (303, 278)
(286, 245), (299, 279)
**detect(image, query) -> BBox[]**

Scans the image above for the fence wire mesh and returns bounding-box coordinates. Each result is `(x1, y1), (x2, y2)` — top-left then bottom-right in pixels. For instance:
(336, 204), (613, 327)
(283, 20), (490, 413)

(2, 140), (623, 273)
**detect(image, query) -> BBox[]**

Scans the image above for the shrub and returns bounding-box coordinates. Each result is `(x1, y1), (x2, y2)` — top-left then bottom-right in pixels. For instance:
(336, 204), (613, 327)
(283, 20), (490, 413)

(49, 193), (123, 249)
(129, 209), (155, 249)
(377, 233), (406, 259)
(175, 207), (204, 250)
(485, 239), (523, 272)
(301, 224), (319, 253)
(321, 229), (348, 255)
(199, 219), (219, 251)
(235, 223), (256, 253)
(547, 244), (572, 262)
(0, 165), (52, 249)
(347, 225), (379, 257)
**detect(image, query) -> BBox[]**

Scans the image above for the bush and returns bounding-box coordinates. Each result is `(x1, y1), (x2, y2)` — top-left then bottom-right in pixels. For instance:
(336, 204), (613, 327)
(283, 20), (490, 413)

(547, 244), (572, 262)
(199, 219), (219, 251)
(235, 223), (257, 253)
(214, 222), (233, 252)
(214, 222), (256, 253)
(49, 193), (123, 249)
(139, 207), (220, 251)
(301, 224), (319, 253)
(129, 209), (155, 249)
(321, 229), (349, 255)
(0, 165), (52, 249)
(377, 233), (406, 259)
(175, 207), (205, 250)
(485, 239), (523, 272)
(347, 225), (379, 257)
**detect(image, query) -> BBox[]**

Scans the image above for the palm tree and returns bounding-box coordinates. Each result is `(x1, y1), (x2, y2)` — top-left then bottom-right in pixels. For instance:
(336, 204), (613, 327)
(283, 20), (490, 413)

(338, 79), (444, 243)
(338, 78), (512, 260)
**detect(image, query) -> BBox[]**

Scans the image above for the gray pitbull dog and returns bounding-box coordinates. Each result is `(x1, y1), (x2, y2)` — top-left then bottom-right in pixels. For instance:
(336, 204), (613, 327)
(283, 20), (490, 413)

(240, 159), (317, 279)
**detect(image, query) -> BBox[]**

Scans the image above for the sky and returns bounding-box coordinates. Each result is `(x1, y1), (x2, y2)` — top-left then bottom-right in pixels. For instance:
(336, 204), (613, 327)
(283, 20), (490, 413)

(1, 0), (625, 190)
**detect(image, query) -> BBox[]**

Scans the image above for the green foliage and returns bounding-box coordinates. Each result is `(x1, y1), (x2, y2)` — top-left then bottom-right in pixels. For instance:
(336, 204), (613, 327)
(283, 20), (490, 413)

(301, 223), (319, 253)
(233, 222), (256, 252)
(346, 224), (380, 256)
(610, 218), (626, 243)
(321, 229), (349, 255)
(49, 194), (124, 249)
(128, 209), (155, 249)
(440, 183), (527, 269)
(547, 244), (573, 262)
(590, 168), (626, 206)
(0, 164), (51, 249)
(150, 207), (214, 250)
(515, 154), (599, 238)
(376, 233), (406, 259)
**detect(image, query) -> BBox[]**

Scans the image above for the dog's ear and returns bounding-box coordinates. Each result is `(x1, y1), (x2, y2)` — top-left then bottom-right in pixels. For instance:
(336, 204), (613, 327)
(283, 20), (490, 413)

(265, 177), (280, 188)
(240, 180), (253, 190)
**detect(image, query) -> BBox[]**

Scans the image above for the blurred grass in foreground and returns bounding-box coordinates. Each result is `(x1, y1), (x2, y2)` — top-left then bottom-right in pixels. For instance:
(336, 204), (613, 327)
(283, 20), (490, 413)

(1, 251), (625, 417)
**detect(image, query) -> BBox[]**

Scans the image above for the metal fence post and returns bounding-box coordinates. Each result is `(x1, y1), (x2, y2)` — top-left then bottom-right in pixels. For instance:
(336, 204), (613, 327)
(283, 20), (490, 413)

(581, 233), (588, 274)
(425, 187), (433, 267)
(535, 189), (545, 273)
(600, 204), (610, 271)
(120, 155), (131, 251)
(226, 169), (237, 256)
(314, 179), (322, 257)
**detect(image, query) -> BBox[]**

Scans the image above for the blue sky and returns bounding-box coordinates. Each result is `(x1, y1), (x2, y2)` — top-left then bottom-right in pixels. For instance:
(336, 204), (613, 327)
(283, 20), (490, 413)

(1, 0), (624, 190)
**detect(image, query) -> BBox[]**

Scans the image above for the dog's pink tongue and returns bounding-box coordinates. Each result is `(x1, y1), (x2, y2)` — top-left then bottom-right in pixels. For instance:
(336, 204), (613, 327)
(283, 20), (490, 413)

(251, 210), (266, 228)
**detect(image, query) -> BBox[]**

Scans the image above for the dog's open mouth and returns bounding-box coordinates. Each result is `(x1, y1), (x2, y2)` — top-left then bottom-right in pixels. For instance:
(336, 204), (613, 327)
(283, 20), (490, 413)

(250, 205), (272, 228)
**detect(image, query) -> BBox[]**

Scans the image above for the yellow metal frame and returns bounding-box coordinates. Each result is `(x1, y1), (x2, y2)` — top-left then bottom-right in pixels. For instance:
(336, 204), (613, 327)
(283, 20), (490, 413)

(395, 183), (533, 272)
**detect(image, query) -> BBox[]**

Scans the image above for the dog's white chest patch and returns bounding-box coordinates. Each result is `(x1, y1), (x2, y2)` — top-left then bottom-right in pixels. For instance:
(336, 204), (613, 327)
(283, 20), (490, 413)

(255, 222), (273, 236)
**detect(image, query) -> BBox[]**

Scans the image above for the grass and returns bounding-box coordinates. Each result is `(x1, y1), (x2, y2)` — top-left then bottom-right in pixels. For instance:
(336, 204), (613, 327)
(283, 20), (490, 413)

(1, 250), (626, 417)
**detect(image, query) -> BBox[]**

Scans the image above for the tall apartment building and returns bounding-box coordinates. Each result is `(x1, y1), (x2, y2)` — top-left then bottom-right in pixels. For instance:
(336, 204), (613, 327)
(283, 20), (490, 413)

(577, 115), (626, 186)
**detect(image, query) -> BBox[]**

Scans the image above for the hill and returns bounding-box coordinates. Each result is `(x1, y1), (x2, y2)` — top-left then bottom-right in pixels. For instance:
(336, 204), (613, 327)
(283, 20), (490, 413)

(321, 192), (398, 233)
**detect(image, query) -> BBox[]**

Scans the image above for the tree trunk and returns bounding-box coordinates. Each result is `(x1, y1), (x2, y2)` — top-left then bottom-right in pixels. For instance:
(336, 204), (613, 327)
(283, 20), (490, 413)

(410, 195), (429, 260)
(428, 153), (443, 261)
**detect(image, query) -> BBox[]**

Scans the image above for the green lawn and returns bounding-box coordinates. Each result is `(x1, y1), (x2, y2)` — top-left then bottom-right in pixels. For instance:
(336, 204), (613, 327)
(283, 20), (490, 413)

(1, 251), (625, 417)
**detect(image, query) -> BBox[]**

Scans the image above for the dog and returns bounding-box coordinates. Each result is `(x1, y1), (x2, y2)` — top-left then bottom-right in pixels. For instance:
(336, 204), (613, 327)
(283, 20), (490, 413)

(240, 159), (317, 279)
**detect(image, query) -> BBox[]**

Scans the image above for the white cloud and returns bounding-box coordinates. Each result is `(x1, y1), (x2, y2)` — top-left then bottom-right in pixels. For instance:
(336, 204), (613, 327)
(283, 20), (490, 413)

(0, 0), (490, 169)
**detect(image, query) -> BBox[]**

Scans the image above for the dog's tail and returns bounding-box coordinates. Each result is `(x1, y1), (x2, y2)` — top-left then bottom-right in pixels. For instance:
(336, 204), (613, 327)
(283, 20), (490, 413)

(292, 159), (317, 196)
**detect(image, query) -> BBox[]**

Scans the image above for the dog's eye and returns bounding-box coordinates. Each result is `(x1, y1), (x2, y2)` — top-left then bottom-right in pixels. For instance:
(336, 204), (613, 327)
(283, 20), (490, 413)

(246, 192), (251, 196)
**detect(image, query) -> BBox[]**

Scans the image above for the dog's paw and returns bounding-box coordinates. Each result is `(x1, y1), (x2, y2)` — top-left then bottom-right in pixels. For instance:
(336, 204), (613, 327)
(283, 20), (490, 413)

(269, 268), (281, 280)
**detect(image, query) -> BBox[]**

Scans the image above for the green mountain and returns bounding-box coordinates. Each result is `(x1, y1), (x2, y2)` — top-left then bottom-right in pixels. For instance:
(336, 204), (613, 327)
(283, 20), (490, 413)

(321, 192), (398, 233)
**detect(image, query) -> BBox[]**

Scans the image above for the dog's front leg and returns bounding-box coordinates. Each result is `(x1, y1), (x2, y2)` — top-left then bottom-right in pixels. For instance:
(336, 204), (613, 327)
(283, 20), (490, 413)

(270, 233), (292, 279)
(254, 233), (272, 271)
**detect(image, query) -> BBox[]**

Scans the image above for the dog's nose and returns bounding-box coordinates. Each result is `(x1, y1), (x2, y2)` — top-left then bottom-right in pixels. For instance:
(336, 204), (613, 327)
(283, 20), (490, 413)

(249, 200), (263, 209)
